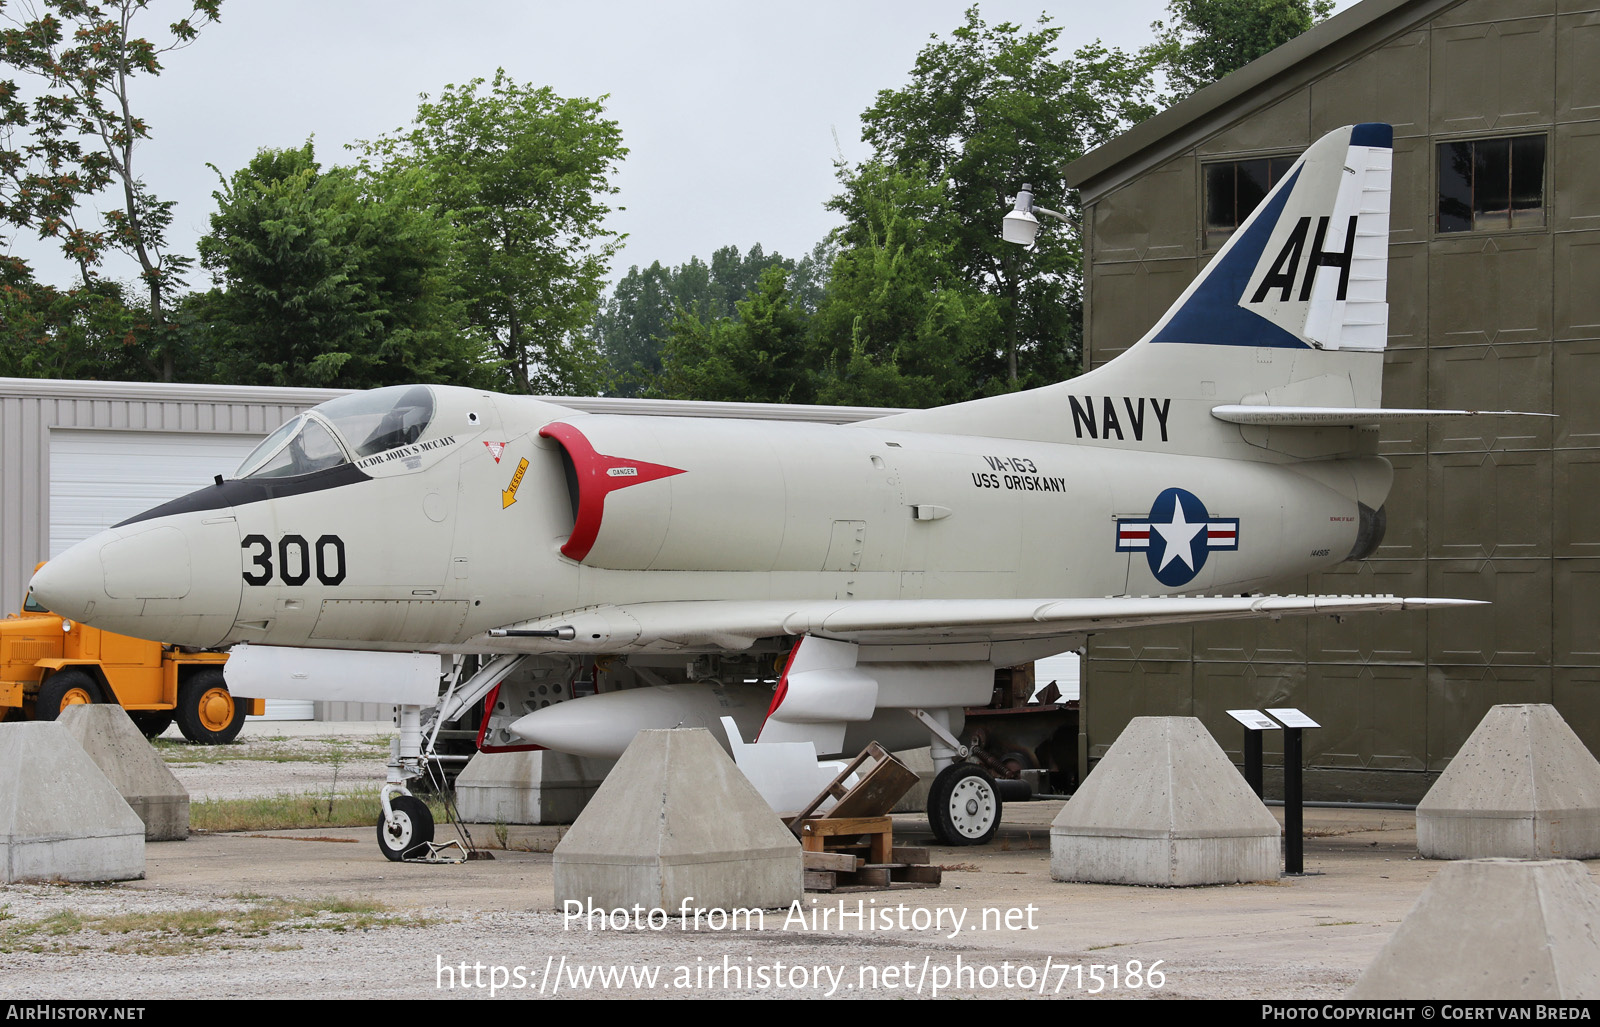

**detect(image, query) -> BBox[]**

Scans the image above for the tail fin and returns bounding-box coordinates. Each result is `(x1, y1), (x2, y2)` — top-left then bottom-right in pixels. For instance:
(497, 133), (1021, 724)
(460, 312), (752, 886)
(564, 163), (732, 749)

(876, 123), (1395, 453)
(1144, 121), (1392, 354)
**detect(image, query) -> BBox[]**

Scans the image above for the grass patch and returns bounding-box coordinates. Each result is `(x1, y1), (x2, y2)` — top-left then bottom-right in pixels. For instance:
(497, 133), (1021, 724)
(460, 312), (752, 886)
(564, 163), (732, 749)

(153, 736), (389, 766)
(0, 896), (436, 956)
(190, 788), (448, 833)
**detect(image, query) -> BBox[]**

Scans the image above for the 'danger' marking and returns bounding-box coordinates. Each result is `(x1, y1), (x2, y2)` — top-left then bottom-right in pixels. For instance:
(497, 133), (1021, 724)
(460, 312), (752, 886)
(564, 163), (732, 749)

(537, 422), (687, 562)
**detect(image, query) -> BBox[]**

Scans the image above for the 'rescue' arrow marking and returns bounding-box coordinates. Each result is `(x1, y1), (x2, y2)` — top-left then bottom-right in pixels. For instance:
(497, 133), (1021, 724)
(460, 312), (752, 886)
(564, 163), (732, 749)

(502, 457), (529, 509)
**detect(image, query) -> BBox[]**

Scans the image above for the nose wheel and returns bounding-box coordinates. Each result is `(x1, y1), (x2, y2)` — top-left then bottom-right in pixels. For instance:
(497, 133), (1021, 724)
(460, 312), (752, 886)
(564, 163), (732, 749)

(377, 794), (435, 861)
(928, 763), (1002, 846)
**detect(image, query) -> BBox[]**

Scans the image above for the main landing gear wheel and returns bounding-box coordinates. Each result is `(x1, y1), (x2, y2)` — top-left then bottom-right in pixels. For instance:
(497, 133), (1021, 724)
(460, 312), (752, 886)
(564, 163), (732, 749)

(377, 795), (434, 862)
(36, 669), (103, 721)
(176, 668), (247, 744)
(928, 763), (1002, 846)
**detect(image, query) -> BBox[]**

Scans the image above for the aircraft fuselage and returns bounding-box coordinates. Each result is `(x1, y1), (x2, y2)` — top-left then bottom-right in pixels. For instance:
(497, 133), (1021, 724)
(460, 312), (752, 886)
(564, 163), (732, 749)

(31, 386), (1386, 656)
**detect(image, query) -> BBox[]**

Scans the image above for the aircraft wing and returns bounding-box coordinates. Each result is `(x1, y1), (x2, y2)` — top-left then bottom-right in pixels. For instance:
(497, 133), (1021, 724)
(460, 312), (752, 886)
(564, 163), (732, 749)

(483, 594), (1481, 653)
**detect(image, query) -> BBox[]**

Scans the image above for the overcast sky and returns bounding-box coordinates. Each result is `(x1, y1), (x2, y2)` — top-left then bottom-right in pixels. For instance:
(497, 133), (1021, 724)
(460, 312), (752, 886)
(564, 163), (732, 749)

(5, 0), (1355, 293)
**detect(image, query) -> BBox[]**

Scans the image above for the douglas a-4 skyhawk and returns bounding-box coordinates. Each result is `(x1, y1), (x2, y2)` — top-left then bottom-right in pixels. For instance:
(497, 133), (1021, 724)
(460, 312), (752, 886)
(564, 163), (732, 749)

(32, 123), (1508, 856)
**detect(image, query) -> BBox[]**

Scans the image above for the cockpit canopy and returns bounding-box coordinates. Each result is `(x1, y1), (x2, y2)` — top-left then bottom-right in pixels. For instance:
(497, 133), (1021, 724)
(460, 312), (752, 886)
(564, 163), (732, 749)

(235, 385), (436, 479)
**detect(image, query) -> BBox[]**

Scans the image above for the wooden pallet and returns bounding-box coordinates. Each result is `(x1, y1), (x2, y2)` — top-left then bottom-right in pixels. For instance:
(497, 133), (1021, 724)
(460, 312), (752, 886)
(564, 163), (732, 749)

(789, 743), (940, 893)
(802, 851), (943, 892)
(798, 820), (942, 892)
(784, 743), (919, 829)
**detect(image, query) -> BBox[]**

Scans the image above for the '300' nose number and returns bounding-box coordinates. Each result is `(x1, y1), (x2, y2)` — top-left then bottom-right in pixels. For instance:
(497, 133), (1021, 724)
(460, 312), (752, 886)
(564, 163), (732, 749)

(241, 534), (347, 586)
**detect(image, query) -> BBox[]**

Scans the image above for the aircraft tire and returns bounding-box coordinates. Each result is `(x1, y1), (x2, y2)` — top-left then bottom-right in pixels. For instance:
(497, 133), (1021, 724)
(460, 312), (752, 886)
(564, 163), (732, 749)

(35, 669), (103, 721)
(377, 795), (434, 862)
(175, 669), (247, 744)
(928, 763), (1002, 846)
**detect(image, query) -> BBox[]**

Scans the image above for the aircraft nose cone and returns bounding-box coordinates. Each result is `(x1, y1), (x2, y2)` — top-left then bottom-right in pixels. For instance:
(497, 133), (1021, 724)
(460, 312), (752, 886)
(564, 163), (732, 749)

(30, 517), (242, 648)
(28, 536), (120, 622)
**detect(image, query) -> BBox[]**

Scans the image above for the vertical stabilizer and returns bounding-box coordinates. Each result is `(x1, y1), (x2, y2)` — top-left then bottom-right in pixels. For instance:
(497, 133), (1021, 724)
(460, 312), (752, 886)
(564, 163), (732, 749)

(874, 123), (1396, 454)
(1145, 122), (1392, 354)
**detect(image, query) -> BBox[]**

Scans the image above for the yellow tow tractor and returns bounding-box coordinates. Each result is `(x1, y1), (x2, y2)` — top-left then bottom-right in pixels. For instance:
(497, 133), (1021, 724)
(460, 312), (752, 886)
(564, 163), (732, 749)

(0, 564), (262, 743)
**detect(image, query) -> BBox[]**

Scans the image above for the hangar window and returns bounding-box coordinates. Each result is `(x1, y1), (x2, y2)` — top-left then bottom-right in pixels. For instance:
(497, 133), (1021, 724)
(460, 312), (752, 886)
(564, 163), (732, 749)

(1436, 135), (1546, 233)
(1203, 154), (1299, 249)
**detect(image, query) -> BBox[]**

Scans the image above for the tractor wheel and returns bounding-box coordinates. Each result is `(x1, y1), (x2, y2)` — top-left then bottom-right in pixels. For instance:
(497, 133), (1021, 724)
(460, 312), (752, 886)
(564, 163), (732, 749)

(35, 670), (103, 721)
(175, 668), (247, 744)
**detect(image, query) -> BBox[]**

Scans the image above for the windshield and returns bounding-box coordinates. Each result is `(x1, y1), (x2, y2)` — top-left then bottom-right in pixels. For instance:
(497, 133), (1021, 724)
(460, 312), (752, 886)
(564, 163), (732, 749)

(23, 589), (47, 614)
(314, 386), (435, 459)
(235, 414), (349, 479)
(232, 386), (436, 479)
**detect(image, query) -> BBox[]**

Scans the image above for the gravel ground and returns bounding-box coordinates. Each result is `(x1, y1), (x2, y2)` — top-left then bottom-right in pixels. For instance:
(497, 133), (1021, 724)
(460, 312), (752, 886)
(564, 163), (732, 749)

(2, 722), (1585, 1001)
(154, 726), (395, 801)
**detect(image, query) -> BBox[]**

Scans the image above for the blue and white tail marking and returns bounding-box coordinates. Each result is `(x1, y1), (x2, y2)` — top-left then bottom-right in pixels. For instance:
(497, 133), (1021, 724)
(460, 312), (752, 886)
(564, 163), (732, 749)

(870, 123), (1401, 452)
(1146, 122), (1393, 352)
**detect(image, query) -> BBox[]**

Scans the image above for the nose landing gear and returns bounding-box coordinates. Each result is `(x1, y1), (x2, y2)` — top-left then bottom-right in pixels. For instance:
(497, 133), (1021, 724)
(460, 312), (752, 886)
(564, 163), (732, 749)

(377, 794), (435, 862)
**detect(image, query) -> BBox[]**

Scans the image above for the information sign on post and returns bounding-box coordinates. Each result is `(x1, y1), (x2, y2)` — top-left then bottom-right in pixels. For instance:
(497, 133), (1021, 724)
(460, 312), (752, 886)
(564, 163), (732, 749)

(1265, 708), (1320, 875)
(1225, 709), (1280, 798)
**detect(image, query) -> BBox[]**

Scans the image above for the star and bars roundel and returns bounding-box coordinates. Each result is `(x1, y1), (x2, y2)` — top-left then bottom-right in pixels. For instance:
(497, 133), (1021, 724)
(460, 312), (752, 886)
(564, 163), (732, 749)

(1115, 487), (1240, 587)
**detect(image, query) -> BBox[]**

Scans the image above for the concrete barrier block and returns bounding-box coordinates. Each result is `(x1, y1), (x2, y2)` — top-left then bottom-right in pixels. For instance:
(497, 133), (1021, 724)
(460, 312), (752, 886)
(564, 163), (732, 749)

(553, 728), (802, 913)
(1350, 859), (1600, 999)
(1051, 716), (1280, 886)
(0, 722), (145, 882)
(58, 704), (188, 841)
(1417, 704), (1600, 859)
(454, 749), (613, 825)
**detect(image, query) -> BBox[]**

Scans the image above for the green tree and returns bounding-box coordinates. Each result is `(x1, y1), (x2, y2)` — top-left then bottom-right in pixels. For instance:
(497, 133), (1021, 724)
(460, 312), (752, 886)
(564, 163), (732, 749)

(650, 266), (813, 405)
(0, 254), (152, 379)
(595, 259), (675, 393)
(1154, 0), (1335, 100)
(595, 243), (804, 395)
(195, 141), (494, 389)
(837, 6), (1161, 392)
(0, 0), (221, 381)
(811, 164), (994, 408)
(363, 69), (625, 396)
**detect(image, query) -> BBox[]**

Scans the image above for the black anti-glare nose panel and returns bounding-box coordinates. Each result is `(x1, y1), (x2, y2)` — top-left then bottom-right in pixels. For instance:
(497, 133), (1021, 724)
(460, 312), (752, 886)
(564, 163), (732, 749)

(113, 464), (371, 528)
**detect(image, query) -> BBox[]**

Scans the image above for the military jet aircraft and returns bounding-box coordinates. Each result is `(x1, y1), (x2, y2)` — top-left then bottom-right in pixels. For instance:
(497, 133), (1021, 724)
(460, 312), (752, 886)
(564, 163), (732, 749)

(31, 123), (1497, 856)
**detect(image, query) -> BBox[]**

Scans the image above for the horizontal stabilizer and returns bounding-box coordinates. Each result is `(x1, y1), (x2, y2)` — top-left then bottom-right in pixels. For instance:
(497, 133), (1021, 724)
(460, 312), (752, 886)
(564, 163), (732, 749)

(480, 594), (1484, 654)
(1211, 405), (1556, 427)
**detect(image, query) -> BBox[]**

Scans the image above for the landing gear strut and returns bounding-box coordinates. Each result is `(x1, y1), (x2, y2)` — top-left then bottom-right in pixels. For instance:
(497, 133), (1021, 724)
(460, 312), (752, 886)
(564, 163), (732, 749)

(377, 658), (533, 861)
(909, 706), (1009, 846)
